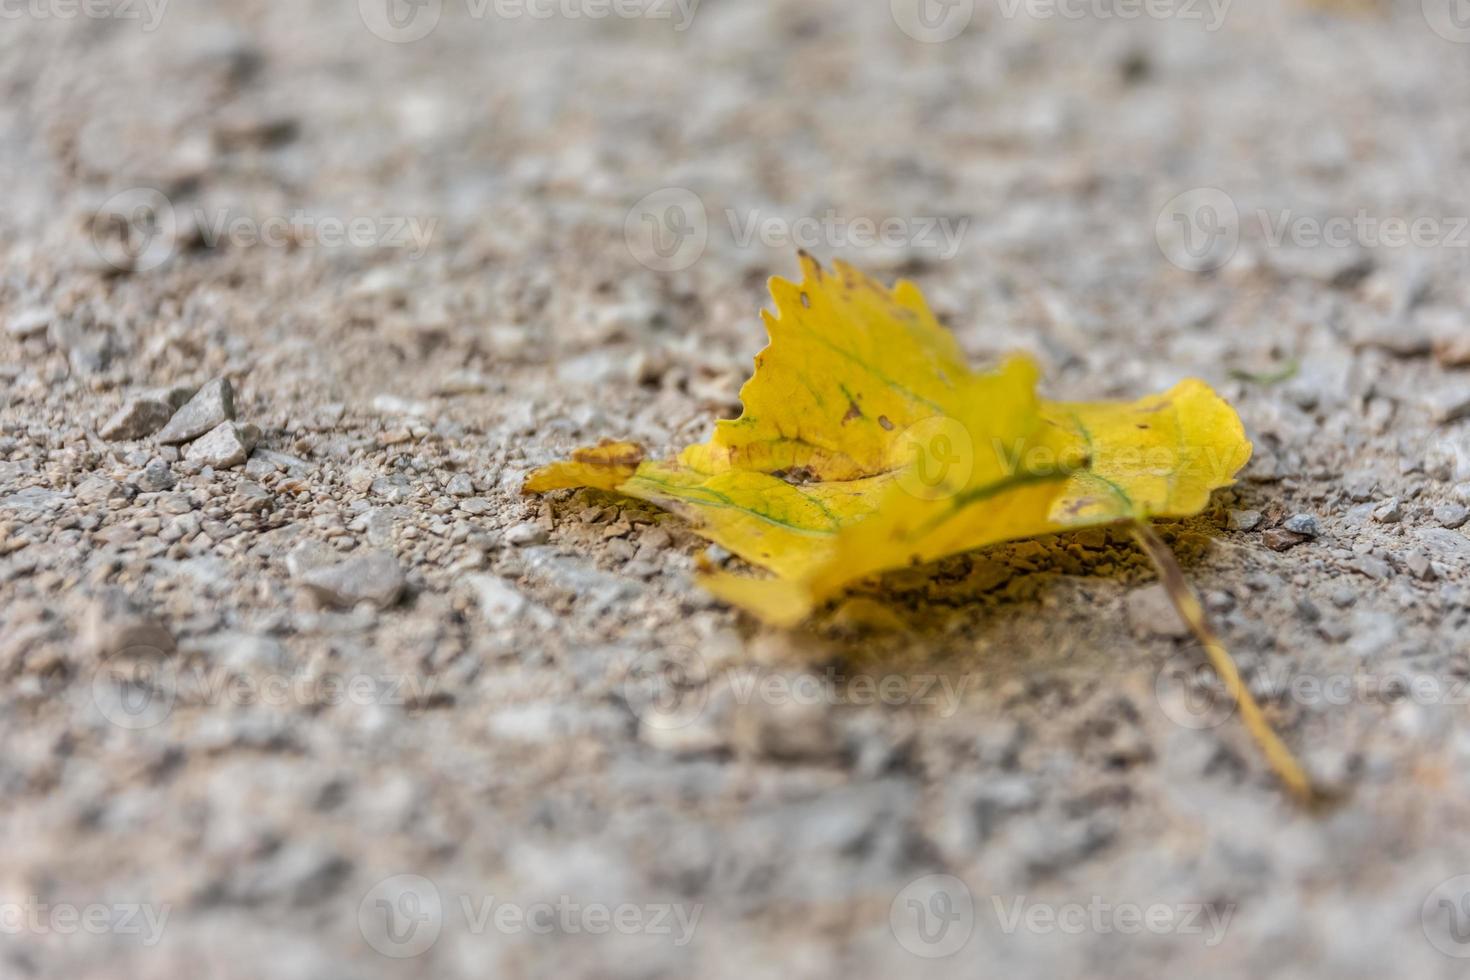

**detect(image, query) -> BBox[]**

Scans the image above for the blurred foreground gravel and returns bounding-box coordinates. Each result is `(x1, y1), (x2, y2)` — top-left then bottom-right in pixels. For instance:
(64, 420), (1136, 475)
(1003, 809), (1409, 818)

(3, 1), (1470, 977)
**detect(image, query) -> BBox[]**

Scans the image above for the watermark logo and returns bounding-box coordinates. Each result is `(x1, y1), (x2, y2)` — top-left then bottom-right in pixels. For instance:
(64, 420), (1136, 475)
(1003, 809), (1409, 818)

(1423, 875), (1470, 957)
(1155, 187), (1240, 273)
(357, 877), (702, 957)
(621, 644), (709, 731)
(1424, 0), (1470, 43)
(91, 648), (178, 730)
(90, 187), (177, 274)
(87, 188), (438, 272)
(624, 187), (709, 272)
(727, 209), (969, 262)
(993, 0), (1230, 29)
(360, 0), (443, 42)
(1158, 186), (1470, 272)
(1156, 660), (1470, 732)
(359, 875), (444, 958)
(887, 422), (1234, 504)
(891, 416), (976, 502)
(0, 898), (170, 947)
(624, 188), (970, 272)
(0, 0), (169, 30)
(992, 895), (1234, 945)
(360, 0), (699, 42)
(1155, 660), (1236, 731)
(890, 874), (974, 957)
(891, 0), (975, 42)
(192, 208), (437, 260)
(619, 645), (978, 728)
(90, 658), (442, 729)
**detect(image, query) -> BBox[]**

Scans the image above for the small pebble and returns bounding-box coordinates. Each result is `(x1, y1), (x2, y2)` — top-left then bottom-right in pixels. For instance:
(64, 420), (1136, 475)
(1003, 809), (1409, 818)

(100, 396), (174, 441)
(184, 422), (260, 469)
(346, 467), (375, 493)
(128, 459), (175, 493)
(1284, 514), (1321, 537)
(1228, 509), (1262, 532)
(1263, 528), (1308, 552)
(231, 481), (274, 513)
(1350, 554), (1392, 580)
(1372, 497), (1403, 524)
(5, 307), (50, 339)
(466, 574), (528, 627)
(1406, 551), (1435, 581)
(151, 384), (198, 410)
(1344, 477), (1377, 502)
(505, 522), (548, 547)
(156, 378), (236, 445)
(1435, 334), (1470, 368)
(1203, 590), (1235, 614)
(1434, 502), (1469, 529)
(298, 550), (405, 610)
(1354, 318), (1432, 358)
(1124, 584), (1190, 640)
(1427, 389), (1470, 425)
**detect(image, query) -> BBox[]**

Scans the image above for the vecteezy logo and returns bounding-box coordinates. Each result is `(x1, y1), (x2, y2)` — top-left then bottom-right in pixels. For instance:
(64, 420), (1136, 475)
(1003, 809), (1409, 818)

(1424, 875), (1470, 957)
(90, 188), (177, 273)
(1155, 187), (1240, 273)
(359, 874), (443, 958)
(621, 644), (709, 730)
(1424, 0), (1470, 42)
(890, 874), (974, 958)
(891, 0), (974, 42)
(360, 0), (442, 42)
(891, 416), (974, 501)
(1154, 660), (1235, 731)
(91, 648), (178, 730)
(624, 187), (708, 272)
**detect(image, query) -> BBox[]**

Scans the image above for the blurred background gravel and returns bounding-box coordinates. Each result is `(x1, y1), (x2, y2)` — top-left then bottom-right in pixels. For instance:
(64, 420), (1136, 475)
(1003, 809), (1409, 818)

(3, 0), (1470, 976)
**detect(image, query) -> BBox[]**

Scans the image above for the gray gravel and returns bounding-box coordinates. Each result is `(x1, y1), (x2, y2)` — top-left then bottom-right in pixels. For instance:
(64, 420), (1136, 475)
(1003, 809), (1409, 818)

(155, 378), (235, 445)
(3, 2), (1470, 979)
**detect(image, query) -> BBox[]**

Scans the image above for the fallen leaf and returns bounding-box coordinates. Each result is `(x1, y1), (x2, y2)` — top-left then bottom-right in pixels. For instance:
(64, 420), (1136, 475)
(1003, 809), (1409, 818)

(525, 254), (1250, 626)
(1040, 379), (1253, 528)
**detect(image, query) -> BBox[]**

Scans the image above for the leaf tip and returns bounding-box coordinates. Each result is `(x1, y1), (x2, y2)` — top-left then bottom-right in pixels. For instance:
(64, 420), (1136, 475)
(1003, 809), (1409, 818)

(523, 439), (645, 494)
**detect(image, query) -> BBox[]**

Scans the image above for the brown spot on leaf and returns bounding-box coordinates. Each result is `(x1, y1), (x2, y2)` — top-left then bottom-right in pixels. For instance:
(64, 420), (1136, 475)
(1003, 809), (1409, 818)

(878, 415), (894, 431)
(842, 399), (863, 423)
(773, 466), (817, 485)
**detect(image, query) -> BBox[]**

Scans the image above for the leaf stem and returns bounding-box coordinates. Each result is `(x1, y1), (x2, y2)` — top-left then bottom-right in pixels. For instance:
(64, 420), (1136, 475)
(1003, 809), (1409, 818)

(1129, 520), (1319, 805)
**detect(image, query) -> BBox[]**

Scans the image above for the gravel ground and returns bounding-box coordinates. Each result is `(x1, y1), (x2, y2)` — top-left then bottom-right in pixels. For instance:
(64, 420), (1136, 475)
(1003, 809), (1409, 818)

(4, 1), (1470, 977)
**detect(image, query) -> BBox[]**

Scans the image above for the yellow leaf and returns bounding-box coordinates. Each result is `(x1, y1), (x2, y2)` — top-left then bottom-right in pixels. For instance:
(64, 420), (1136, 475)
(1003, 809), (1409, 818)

(524, 255), (1251, 626)
(1040, 379), (1253, 527)
(522, 441), (645, 493)
(679, 254), (977, 481)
